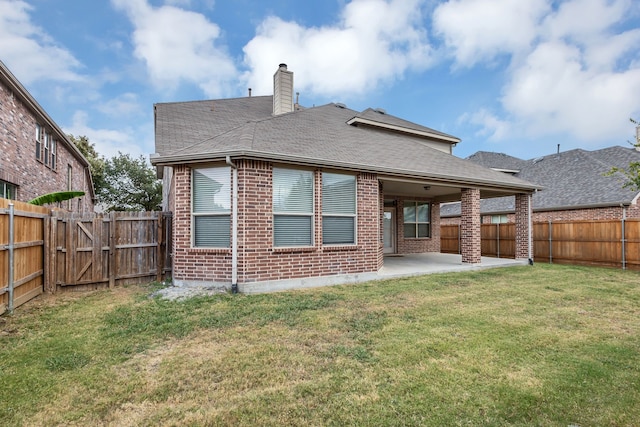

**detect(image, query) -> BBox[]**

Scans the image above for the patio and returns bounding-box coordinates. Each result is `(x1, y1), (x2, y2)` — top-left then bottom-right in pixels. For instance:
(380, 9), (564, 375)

(378, 253), (528, 279)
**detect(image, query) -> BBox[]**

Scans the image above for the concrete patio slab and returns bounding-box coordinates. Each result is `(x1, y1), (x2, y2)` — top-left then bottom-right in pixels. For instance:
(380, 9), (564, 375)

(379, 253), (528, 279)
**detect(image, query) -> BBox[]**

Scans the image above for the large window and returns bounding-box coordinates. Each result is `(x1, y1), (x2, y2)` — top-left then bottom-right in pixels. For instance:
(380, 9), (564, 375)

(322, 172), (356, 244)
(192, 167), (231, 248)
(403, 201), (430, 238)
(1, 180), (17, 200)
(273, 168), (314, 247)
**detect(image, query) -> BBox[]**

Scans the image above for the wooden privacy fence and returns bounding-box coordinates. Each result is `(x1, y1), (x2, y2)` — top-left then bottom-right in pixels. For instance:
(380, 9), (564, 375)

(1, 197), (172, 314)
(441, 219), (640, 270)
(1, 199), (49, 315)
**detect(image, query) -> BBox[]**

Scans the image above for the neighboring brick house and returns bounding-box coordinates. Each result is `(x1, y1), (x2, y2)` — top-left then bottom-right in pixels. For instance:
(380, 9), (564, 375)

(0, 60), (94, 212)
(441, 148), (640, 224)
(151, 64), (539, 293)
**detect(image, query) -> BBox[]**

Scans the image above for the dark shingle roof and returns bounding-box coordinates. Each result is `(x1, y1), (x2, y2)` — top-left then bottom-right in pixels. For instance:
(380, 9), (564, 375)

(153, 96), (539, 192)
(441, 147), (640, 216)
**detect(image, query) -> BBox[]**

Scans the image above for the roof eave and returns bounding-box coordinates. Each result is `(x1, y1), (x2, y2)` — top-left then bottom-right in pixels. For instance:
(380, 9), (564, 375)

(150, 150), (540, 193)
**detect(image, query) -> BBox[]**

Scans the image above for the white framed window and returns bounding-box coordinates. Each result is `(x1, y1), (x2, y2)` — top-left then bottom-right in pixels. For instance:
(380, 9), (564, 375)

(35, 123), (42, 161)
(51, 138), (57, 170)
(1, 180), (17, 200)
(192, 167), (231, 248)
(273, 167), (314, 247)
(44, 132), (51, 166)
(491, 214), (508, 224)
(403, 201), (430, 238)
(322, 172), (356, 245)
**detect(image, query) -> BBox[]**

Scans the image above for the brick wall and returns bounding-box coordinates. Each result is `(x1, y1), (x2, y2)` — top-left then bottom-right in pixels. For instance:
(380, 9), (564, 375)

(0, 79), (93, 212)
(171, 161), (381, 287)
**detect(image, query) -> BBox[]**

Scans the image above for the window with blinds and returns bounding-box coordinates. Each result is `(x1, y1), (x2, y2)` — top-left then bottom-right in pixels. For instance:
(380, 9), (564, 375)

(192, 167), (231, 247)
(322, 172), (356, 244)
(403, 201), (430, 238)
(273, 167), (314, 247)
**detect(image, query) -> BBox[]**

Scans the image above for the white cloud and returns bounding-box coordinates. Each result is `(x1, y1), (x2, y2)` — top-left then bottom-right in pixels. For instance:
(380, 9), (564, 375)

(433, 0), (549, 67)
(438, 0), (640, 147)
(66, 111), (149, 160)
(503, 40), (640, 143)
(111, 0), (237, 98)
(97, 93), (144, 118)
(0, 0), (83, 84)
(460, 109), (511, 141)
(242, 0), (434, 97)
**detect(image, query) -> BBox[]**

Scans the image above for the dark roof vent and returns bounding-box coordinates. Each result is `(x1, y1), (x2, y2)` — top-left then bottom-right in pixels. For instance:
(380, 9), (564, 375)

(335, 103), (347, 109)
(532, 157), (544, 164)
(374, 107), (386, 115)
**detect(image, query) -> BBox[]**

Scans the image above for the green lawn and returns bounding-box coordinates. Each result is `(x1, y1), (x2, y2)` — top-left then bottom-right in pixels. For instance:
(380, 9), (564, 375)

(1, 264), (639, 426)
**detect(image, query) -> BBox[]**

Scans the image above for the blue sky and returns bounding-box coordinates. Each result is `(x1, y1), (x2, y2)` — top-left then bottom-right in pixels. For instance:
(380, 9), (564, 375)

(1, 0), (639, 161)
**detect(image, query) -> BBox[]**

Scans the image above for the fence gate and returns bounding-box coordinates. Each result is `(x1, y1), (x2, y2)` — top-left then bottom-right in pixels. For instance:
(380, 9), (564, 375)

(51, 211), (170, 290)
(53, 215), (109, 287)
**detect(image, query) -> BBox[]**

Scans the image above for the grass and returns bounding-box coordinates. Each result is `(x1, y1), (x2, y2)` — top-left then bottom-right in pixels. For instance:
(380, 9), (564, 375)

(1, 264), (639, 426)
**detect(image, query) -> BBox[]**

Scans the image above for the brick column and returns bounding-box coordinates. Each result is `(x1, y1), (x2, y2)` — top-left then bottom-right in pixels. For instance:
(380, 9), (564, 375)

(515, 193), (532, 260)
(460, 188), (481, 264)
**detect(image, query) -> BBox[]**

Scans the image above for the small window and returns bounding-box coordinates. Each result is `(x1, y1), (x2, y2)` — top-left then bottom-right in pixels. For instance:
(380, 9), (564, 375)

(51, 138), (57, 170)
(1, 180), (17, 200)
(192, 167), (231, 248)
(35, 124), (42, 161)
(273, 168), (314, 247)
(322, 172), (356, 245)
(491, 215), (508, 224)
(44, 132), (51, 166)
(403, 201), (430, 238)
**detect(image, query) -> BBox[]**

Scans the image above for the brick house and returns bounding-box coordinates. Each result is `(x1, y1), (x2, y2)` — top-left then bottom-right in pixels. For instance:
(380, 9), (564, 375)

(151, 64), (539, 293)
(0, 60), (94, 212)
(441, 148), (640, 224)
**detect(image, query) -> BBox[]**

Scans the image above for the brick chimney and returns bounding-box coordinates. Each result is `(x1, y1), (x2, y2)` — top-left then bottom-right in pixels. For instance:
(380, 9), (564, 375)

(273, 63), (293, 116)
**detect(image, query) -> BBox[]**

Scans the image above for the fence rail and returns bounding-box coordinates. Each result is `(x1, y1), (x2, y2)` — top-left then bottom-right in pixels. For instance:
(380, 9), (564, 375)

(442, 219), (640, 270)
(1, 197), (172, 314)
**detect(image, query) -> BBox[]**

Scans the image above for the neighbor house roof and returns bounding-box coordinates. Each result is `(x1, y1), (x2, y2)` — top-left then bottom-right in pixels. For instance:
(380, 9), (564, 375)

(441, 146), (640, 216)
(152, 96), (539, 195)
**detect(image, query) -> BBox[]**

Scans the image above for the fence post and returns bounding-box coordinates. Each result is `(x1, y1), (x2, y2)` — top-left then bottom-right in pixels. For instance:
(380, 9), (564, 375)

(157, 212), (163, 283)
(48, 215), (57, 293)
(621, 208), (626, 270)
(7, 203), (15, 313)
(109, 212), (116, 288)
(496, 223), (501, 258)
(548, 220), (552, 264)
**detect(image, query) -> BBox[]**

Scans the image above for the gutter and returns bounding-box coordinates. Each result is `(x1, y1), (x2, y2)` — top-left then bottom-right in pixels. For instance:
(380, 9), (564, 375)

(226, 156), (239, 293)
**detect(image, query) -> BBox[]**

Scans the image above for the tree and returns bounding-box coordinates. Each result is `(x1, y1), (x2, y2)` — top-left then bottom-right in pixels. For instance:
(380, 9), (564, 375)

(69, 134), (107, 200)
(70, 135), (161, 211)
(605, 118), (640, 191)
(101, 152), (162, 211)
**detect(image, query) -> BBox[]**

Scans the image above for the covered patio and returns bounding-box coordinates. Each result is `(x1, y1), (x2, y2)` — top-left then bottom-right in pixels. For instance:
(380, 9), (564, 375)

(378, 253), (528, 279)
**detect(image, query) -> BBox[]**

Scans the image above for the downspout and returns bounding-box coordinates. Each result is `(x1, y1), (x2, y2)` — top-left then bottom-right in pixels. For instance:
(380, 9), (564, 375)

(528, 192), (534, 265)
(226, 156), (239, 293)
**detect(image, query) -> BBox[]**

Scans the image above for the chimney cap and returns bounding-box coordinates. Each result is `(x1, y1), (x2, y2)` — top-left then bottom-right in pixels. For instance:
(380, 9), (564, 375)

(278, 63), (287, 70)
